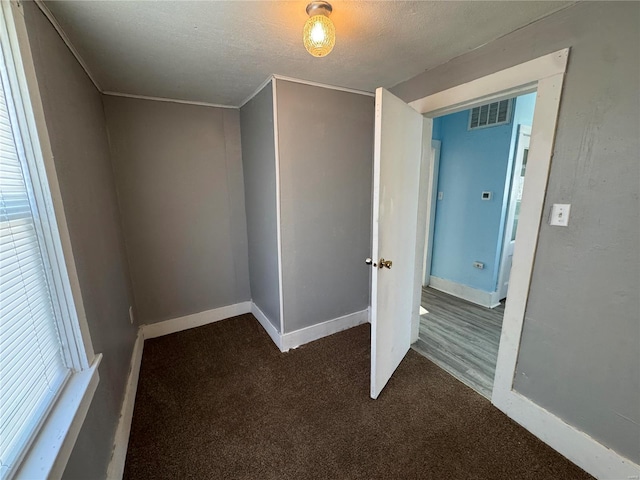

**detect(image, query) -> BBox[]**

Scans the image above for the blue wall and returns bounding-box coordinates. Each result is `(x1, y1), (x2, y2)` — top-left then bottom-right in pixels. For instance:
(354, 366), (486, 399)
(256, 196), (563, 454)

(430, 93), (536, 293)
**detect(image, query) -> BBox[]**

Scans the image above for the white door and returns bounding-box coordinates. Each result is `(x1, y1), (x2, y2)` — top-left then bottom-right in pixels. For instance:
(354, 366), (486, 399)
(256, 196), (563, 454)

(422, 140), (441, 286)
(369, 88), (424, 399)
(497, 125), (531, 300)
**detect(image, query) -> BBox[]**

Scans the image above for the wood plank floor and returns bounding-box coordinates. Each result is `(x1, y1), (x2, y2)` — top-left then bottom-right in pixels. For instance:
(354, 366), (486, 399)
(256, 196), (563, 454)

(412, 286), (505, 399)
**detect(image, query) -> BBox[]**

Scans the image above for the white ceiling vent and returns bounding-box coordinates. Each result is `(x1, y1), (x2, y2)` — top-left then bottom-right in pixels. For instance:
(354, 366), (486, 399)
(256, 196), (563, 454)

(469, 99), (512, 130)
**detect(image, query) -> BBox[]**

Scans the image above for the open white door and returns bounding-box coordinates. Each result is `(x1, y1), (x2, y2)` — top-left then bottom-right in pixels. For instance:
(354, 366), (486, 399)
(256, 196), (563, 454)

(497, 125), (531, 300)
(369, 88), (424, 399)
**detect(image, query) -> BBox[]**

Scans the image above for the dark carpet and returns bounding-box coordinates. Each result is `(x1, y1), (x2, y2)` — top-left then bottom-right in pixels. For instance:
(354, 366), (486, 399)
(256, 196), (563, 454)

(124, 314), (592, 480)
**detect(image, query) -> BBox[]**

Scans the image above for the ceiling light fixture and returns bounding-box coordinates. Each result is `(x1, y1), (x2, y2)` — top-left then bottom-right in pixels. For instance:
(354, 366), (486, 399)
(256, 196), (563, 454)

(303, 1), (335, 58)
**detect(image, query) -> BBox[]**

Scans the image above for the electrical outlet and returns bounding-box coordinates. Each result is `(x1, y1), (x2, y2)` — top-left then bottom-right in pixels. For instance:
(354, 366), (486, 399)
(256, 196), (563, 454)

(437, 192), (444, 200)
(473, 261), (484, 270)
(129, 306), (134, 324)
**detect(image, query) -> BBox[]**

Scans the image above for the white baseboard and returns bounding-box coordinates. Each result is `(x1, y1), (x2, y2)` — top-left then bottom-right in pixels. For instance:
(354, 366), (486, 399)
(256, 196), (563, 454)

(104, 300), (638, 480)
(493, 389), (640, 480)
(280, 309), (369, 352)
(251, 303), (368, 353)
(141, 301), (252, 339)
(251, 302), (282, 351)
(106, 333), (144, 480)
(429, 276), (501, 308)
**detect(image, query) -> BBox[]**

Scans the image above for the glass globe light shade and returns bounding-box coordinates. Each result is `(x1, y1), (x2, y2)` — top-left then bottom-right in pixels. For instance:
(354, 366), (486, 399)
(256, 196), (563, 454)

(303, 14), (335, 57)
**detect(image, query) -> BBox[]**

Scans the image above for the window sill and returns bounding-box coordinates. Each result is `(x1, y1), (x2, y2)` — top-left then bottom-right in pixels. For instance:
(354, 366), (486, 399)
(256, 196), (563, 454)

(13, 354), (102, 480)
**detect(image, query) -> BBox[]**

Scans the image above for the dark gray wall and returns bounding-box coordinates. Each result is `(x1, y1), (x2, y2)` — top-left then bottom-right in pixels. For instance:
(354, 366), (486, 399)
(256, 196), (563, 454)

(240, 83), (281, 330)
(103, 96), (250, 324)
(392, 1), (640, 463)
(23, 3), (138, 479)
(276, 80), (374, 333)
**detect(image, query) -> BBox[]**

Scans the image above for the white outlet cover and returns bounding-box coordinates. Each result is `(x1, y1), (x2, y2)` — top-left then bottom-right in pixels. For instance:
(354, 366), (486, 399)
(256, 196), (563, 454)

(550, 203), (571, 226)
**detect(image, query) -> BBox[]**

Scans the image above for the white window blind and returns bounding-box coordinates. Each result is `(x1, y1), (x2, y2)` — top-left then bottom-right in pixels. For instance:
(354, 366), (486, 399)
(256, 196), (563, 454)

(0, 45), (69, 475)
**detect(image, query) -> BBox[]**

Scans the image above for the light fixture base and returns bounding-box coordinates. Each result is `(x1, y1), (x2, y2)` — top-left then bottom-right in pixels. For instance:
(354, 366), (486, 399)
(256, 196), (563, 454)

(306, 1), (332, 17)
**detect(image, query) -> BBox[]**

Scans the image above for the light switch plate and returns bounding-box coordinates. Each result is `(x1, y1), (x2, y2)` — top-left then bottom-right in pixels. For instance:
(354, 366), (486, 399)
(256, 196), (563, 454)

(550, 204), (571, 226)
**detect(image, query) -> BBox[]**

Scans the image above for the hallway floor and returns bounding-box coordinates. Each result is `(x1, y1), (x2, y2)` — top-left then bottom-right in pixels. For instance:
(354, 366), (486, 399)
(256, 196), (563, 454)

(413, 287), (505, 399)
(124, 314), (591, 480)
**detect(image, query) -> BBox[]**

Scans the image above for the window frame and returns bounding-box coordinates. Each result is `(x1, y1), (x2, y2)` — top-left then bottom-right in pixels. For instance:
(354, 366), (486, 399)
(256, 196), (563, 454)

(1, 1), (100, 478)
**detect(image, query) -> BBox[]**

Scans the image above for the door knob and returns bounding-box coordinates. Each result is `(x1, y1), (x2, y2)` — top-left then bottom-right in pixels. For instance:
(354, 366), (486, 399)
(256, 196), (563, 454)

(379, 258), (393, 269)
(365, 257), (378, 267)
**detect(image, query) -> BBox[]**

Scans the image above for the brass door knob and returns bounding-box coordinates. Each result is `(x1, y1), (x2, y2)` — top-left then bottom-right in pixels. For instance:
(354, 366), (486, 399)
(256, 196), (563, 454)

(379, 258), (392, 269)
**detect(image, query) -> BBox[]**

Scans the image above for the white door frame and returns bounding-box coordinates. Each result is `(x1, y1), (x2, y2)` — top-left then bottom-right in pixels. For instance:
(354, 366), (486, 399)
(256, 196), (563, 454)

(408, 48), (639, 479)
(421, 139), (441, 287)
(496, 125), (531, 301)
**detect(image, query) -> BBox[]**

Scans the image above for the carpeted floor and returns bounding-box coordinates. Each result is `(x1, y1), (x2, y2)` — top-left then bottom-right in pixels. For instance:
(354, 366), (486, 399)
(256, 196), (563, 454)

(124, 314), (592, 480)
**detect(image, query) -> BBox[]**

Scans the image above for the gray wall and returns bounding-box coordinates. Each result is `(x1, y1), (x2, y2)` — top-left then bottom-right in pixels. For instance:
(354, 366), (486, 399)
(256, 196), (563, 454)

(103, 96), (250, 324)
(240, 82), (280, 330)
(392, 1), (640, 463)
(276, 80), (374, 333)
(23, 3), (138, 479)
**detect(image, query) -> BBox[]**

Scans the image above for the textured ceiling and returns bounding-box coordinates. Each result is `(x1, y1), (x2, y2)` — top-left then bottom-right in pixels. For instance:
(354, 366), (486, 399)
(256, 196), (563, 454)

(44, 1), (574, 106)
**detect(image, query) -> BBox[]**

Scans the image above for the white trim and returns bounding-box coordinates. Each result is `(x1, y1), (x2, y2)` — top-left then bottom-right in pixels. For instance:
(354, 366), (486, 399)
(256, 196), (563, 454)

(272, 74), (374, 98)
(491, 74), (564, 400)
(103, 305), (370, 480)
(272, 78), (285, 334)
(141, 302), (251, 339)
(1, 5), (102, 478)
(102, 91), (237, 110)
(238, 75), (274, 109)
(25, 2), (375, 111)
(410, 49), (568, 117)
(240, 74), (376, 110)
(411, 118), (435, 346)
(496, 125), (531, 301)
(105, 333), (144, 480)
(14, 355), (102, 480)
(3, 0), (95, 366)
(494, 391), (640, 480)
(280, 309), (369, 352)
(410, 48), (640, 478)
(251, 302), (283, 351)
(422, 139), (441, 286)
(429, 276), (500, 309)
(251, 303), (369, 354)
(32, 0), (101, 92)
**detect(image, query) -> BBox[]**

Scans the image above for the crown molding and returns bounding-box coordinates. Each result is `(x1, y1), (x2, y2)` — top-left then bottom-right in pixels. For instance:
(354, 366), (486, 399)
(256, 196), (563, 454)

(102, 91), (237, 110)
(32, 3), (373, 110)
(273, 74), (374, 97)
(33, 0), (101, 92)
(239, 73), (375, 110)
(238, 75), (274, 109)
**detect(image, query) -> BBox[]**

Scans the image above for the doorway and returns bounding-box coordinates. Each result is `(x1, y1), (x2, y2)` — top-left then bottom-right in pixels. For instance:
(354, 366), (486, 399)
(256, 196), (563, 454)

(370, 48), (568, 413)
(368, 47), (590, 477)
(413, 93), (537, 399)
